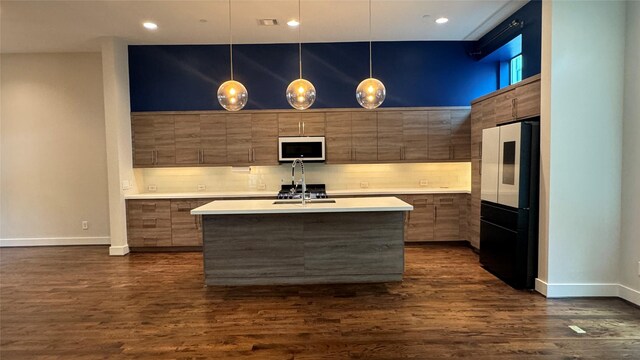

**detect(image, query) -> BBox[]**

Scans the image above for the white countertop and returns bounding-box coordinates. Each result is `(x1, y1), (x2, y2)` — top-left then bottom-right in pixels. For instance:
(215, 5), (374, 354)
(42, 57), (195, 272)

(124, 187), (470, 200)
(191, 197), (413, 215)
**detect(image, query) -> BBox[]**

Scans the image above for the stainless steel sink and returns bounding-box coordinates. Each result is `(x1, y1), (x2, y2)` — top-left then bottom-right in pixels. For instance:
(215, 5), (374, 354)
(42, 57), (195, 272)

(273, 199), (336, 205)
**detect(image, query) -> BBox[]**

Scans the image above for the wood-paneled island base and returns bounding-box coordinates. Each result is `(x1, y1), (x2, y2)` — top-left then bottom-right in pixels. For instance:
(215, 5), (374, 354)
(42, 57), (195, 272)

(191, 197), (413, 286)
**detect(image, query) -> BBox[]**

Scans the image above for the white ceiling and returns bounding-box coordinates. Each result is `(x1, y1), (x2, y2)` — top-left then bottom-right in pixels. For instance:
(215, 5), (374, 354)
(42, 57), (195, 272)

(0, 0), (529, 54)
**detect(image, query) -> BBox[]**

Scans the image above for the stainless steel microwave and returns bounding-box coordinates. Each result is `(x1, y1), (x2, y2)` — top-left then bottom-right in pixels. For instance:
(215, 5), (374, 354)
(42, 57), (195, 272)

(278, 136), (325, 162)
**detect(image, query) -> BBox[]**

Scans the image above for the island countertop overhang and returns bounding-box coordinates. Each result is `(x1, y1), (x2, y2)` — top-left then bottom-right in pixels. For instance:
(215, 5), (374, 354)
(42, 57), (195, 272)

(191, 196), (413, 215)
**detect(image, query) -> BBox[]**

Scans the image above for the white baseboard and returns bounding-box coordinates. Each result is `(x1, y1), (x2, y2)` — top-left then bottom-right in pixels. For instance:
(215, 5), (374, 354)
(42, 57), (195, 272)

(0, 236), (110, 247)
(618, 284), (640, 306)
(535, 278), (640, 306)
(109, 245), (130, 256)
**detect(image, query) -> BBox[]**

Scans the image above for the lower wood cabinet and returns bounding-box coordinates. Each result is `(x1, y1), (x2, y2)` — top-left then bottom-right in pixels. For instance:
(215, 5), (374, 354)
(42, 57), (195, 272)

(126, 199), (207, 249)
(398, 194), (468, 243)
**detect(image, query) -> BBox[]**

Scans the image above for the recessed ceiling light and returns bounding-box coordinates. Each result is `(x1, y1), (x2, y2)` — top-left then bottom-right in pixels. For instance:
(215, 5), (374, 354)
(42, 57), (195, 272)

(435, 17), (449, 24)
(143, 22), (158, 30)
(287, 19), (300, 27)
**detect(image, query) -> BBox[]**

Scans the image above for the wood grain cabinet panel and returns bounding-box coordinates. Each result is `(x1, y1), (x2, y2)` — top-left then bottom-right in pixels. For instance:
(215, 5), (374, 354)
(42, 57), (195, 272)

(325, 112), (352, 163)
(428, 111), (452, 160)
(300, 113), (326, 136)
(377, 112), (403, 161)
(277, 113), (302, 136)
(403, 111), (429, 161)
(470, 105), (483, 160)
(225, 114), (252, 164)
(170, 200), (204, 246)
(200, 114), (227, 165)
(451, 110), (471, 160)
(132, 114), (176, 167)
(351, 112), (378, 161)
(434, 195), (460, 240)
(515, 80), (541, 119)
(174, 115), (203, 165)
(251, 114), (278, 165)
(278, 112), (325, 136)
(405, 195), (435, 242)
(126, 200), (172, 247)
(494, 89), (516, 124)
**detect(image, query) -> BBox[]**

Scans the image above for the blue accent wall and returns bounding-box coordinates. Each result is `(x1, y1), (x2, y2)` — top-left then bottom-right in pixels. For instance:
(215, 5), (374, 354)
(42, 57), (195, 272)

(474, 0), (542, 79)
(129, 42), (497, 112)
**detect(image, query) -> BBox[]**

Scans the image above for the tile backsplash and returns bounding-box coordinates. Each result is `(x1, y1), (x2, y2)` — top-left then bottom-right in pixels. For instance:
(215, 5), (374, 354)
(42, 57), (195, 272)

(137, 162), (470, 193)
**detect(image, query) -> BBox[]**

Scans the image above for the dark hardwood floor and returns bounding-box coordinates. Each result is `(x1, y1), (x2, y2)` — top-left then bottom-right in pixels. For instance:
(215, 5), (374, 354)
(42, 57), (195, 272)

(1, 245), (638, 359)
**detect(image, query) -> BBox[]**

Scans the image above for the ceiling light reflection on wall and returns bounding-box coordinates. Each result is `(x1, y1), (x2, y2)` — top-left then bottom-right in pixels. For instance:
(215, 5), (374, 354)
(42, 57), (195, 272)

(143, 22), (158, 30)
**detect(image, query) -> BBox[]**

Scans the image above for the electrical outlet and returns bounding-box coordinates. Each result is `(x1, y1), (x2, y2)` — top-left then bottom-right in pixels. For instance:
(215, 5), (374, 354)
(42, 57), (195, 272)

(82, 221), (89, 230)
(148, 185), (157, 192)
(360, 182), (369, 189)
(197, 184), (206, 191)
(419, 179), (428, 187)
(258, 184), (266, 190)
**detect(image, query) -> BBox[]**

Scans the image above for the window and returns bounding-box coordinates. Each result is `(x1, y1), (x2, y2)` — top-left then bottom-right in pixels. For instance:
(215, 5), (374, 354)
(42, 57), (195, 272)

(510, 54), (523, 85)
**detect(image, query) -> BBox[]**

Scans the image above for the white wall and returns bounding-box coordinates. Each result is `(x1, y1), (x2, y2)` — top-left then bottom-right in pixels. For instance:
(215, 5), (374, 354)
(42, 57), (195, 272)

(619, 1), (640, 303)
(538, 1), (626, 297)
(0, 53), (110, 245)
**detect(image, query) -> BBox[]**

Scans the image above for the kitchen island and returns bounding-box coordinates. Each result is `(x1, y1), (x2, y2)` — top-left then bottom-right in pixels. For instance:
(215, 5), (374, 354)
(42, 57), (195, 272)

(191, 197), (413, 286)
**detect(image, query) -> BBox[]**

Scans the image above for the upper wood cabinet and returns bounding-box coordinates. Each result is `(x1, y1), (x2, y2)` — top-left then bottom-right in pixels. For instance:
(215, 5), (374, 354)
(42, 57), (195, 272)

(174, 114), (227, 166)
(325, 112), (353, 163)
(514, 80), (541, 120)
(493, 79), (541, 124)
(132, 114), (175, 167)
(251, 114), (279, 165)
(278, 113), (325, 136)
(132, 107), (471, 168)
(403, 111), (429, 161)
(351, 112), (378, 161)
(225, 114), (253, 164)
(377, 112), (404, 161)
(451, 110), (471, 160)
(326, 112), (378, 163)
(427, 111), (451, 160)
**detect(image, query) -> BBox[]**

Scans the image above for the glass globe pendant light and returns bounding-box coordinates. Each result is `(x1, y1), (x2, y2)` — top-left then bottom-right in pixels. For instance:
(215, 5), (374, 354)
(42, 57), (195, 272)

(356, 0), (385, 109)
(217, 0), (248, 111)
(286, 0), (316, 110)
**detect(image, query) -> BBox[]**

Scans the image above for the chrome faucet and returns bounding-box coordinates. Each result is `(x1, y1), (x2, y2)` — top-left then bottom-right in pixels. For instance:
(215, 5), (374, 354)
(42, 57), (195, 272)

(291, 158), (307, 205)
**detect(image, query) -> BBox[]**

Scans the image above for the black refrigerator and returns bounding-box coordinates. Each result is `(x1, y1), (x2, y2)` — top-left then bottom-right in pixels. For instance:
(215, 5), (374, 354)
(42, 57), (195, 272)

(479, 119), (540, 289)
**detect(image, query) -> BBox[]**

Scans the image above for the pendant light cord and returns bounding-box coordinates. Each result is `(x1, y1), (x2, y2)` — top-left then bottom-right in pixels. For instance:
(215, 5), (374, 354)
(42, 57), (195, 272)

(369, 0), (372, 78)
(228, 0), (234, 80)
(298, 0), (302, 79)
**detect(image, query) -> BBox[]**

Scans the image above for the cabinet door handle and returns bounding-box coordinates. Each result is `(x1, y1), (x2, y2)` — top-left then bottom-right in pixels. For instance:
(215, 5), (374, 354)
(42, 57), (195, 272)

(252, 148), (255, 162)
(248, 149), (251, 162)
(298, 121), (301, 135)
(302, 121), (305, 135)
(435, 206), (438, 221)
